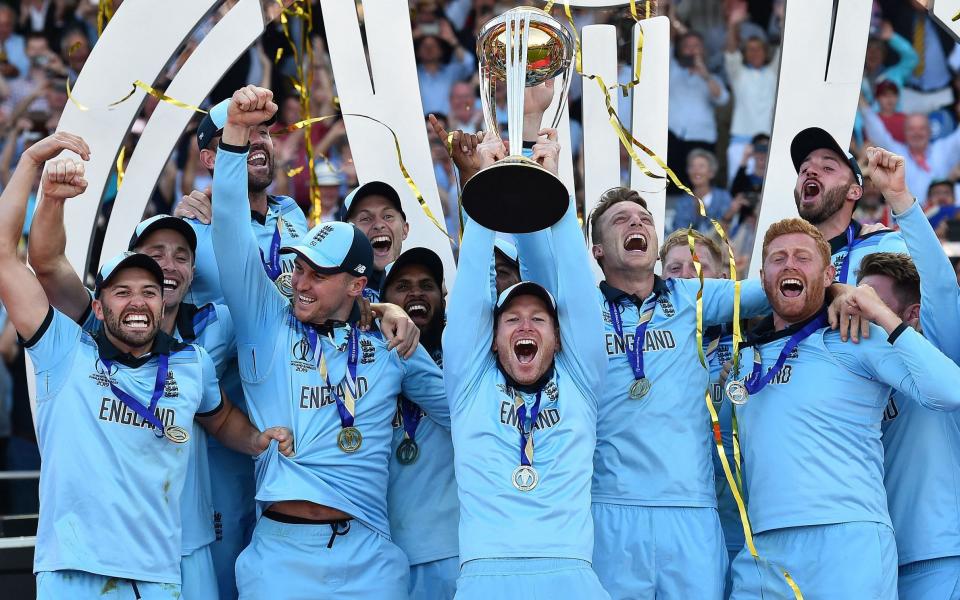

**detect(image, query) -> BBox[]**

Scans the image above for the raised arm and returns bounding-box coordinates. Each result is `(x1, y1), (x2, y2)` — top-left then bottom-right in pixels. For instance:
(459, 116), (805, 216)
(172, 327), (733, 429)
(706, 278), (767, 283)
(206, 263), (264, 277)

(869, 146), (960, 361)
(698, 277), (770, 325)
(210, 85), (286, 344)
(28, 161), (96, 324)
(0, 133), (89, 339)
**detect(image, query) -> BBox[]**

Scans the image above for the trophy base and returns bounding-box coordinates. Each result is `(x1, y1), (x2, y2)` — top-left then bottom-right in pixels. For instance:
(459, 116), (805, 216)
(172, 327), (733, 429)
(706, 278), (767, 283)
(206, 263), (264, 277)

(461, 157), (569, 234)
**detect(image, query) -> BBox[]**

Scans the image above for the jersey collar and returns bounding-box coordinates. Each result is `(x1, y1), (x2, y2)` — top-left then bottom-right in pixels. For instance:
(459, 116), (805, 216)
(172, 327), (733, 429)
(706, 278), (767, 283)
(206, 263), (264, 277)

(250, 195), (282, 225)
(496, 360), (556, 395)
(600, 275), (669, 306)
(95, 328), (178, 368)
(827, 220), (863, 255)
(173, 302), (201, 342)
(744, 304), (829, 348)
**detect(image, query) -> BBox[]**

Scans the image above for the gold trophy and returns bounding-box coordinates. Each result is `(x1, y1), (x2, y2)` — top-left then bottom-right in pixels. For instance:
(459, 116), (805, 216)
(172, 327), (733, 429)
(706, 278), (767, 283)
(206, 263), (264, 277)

(462, 7), (574, 233)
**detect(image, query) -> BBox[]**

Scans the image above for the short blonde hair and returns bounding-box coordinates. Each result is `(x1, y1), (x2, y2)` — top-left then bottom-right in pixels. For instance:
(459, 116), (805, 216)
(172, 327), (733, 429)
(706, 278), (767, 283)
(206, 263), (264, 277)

(659, 228), (723, 268)
(761, 217), (831, 266)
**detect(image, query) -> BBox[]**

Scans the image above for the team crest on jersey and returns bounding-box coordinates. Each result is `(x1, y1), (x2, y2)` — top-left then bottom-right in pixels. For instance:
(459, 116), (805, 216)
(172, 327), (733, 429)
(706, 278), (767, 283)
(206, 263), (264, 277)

(544, 380), (559, 401)
(163, 370), (179, 397)
(657, 296), (675, 317)
(716, 344), (732, 366)
(360, 339), (376, 364)
(290, 336), (314, 373)
(281, 217), (300, 239)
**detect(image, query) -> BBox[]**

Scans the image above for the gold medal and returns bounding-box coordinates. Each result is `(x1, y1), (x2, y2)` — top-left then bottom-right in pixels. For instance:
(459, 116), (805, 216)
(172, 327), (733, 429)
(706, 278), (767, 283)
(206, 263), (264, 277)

(629, 377), (651, 400)
(511, 465), (539, 492)
(395, 439), (420, 465)
(163, 424), (190, 444)
(725, 380), (749, 406)
(275, 272), (294, 298)
(337, 426), (363, 453)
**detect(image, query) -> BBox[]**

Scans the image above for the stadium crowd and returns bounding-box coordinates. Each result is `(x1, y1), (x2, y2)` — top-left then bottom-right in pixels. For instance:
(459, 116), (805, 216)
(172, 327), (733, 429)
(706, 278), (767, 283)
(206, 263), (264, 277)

(3, 1), (960, 599)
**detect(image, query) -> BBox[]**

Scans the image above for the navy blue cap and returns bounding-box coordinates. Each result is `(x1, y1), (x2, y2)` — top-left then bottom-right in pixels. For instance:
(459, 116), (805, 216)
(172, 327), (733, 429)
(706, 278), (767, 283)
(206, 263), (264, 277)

(494, 281), (558, 320)
(281, 221), (373, 278)
(343, 181), (406, 221)
(381, 246), (444, 297)
(94, 251), (164, 298)
(196, 97), (278, 151)
(790, 127), (863, 186)
(128, 215), (197, 255)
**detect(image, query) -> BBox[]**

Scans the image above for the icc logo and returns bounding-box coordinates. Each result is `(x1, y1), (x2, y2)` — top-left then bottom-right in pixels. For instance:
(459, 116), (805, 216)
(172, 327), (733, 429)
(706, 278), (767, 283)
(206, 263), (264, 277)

(95, 359), (119, 376)
(292, 337), (311, 362)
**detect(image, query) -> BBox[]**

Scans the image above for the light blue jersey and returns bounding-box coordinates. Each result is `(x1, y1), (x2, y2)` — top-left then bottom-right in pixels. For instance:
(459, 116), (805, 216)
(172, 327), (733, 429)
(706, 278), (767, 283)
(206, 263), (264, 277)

(211, 144), (448, 538)
(388, 357), (460, 568)
(28, 309), (222, 583)
(590, 277), (767, 508)
(443, 200), (607, 564)
(733, 316), (960, 536)
(883, 201), (960, 567)
(187, 193), (307, 306)
(81, 300), (236, 556)
(827, 221), (908, 284)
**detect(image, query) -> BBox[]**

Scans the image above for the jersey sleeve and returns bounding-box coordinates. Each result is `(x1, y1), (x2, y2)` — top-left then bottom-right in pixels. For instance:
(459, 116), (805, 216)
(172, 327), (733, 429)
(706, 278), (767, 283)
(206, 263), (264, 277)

(697, 277), (770, 325)
(211, 145), (289, 347)
(442, 215), (496, 397)
(893, 202), (960, 362)
(843, 325), (960, 412)
(195, 345), (224, 417)
(515, 199), (606, 388)
(400, 344), (450, 429)
(23, 308), (82, 402)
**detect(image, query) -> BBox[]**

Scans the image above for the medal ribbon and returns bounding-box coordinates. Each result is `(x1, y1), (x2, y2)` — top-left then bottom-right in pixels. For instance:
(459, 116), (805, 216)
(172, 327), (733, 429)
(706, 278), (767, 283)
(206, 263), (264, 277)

(258, 216), (284, 281)
(688, 231), (804, 599)
(838, 225), (860, 283)
(100, 353), (170, 436)
(399, 396), (422, 442)
(515, 391), (543, 467)
(607, 295), (657, 383)
(744, 312), (828, 395)
(308, 325), (360, 429)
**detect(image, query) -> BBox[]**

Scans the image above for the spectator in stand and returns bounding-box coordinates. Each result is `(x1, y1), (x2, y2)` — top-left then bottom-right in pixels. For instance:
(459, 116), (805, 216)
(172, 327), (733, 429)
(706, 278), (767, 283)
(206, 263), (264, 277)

(671, 148), (730, 234)
(667, 30), (729, 188)
(861, 22), (918, 107)
(881, 0), (954, 114)
(861, 96), (960, 205)
(873, 80), (906, 143)
(414, 17), (474, 117)
(723, 1), (779, 184)
(923, 179), (960, 235)
(313, 160), (344, 224)
(59, 26), (89, 81)
(0, 5), (28, 80)
(447, 81), (482, 135)
(730, 133), (769, 198)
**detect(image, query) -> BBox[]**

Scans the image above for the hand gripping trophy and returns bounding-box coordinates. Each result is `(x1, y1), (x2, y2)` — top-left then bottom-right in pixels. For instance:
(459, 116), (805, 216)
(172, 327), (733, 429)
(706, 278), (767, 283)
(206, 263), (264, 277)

(461, 6), (574, 233)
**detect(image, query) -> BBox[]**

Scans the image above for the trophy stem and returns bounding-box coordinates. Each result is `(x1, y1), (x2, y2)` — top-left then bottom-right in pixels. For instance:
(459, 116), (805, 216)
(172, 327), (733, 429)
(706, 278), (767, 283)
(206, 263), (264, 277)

(505, 11), (529, 157)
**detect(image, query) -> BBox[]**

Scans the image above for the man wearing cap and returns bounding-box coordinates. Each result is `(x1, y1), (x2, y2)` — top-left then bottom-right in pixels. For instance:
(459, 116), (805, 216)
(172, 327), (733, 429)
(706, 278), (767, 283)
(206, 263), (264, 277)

(444, 129), (610, 597)
(210, 85), (449, 599)
(344, 180), (409, 301)
(381, 247), (459, 599)
(513, 184), (773, 599)
(28, 189), (245, 597)
(175, 89), (309, 306)
(791, 126), (907, 284)
(0, 133), (293, 599)
(171, 86), (308, 596)
(857, 147), (960, 599)
(727, 217), (960, 599)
